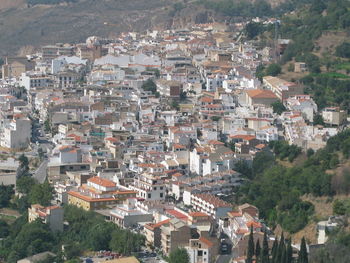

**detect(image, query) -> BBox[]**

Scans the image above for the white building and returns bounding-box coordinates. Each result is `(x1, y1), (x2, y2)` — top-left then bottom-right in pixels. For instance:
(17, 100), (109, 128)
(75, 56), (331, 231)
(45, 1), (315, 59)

(20, 72), (51, 91)
(1, 117), (31, 149)
(129, 173), (166, 201)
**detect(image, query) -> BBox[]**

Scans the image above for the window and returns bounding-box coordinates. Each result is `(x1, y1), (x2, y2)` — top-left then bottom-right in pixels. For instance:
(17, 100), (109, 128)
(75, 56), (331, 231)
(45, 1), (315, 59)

(160, 193), (163, 198)
(160, 187), (163, 190)
(153, 187), (157, 190)
(148, 193), (151, 199)
(198, 250), (203, 256)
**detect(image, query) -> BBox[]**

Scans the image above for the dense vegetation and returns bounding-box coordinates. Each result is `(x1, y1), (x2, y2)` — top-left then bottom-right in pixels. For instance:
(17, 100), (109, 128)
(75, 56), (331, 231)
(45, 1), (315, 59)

(245, 229), (306, 263)
(310, 229), (350, 263)
(168, 248), (190, 263)
(239, 129), (350, 233)
(0, 205), (144, 262)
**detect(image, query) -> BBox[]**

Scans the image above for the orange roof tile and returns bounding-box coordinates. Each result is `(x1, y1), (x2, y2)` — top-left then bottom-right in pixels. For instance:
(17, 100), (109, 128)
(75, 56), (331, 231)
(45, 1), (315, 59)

(246, 89), (278, 99)
(88, 176), (116, 188)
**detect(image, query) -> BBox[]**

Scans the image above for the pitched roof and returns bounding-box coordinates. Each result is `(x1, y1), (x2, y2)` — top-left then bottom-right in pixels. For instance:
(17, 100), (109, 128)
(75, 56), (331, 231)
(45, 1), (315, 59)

(88, 176), (116, 188)
(246, 89), (278, 99)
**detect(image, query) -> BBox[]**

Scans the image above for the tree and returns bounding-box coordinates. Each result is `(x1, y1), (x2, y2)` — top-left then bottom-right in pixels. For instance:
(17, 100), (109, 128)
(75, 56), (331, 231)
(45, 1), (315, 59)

(28, 180), (53, 206)
(256, 239), (261, 261)
(0, 184), (14, 208)
(313, 114), (324, 125)
(261, 231), (269, 263)
(333, 200), (346, 215)
(17, 154), (30, 178)
(38, 147), (44, 160)
(245, 22), (263, 39)
(271, 101), (286, 115)
(168, 248), (190, 263)
(0, 219), (9, 238)
(286, 239), (293, 263)
(265, 63), (282, 76)
(335, 42), (350, 58)
(246, 227), (254, 263)
(298, 237), (308, 263)
(16, 176), (37, 195)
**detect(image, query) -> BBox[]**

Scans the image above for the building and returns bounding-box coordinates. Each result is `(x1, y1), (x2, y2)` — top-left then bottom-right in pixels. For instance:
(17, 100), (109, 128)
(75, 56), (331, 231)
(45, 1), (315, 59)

(144, 219), (171, 248)
(2, 57), (35, 79)
(68, 176), (136, 210)
(187, 237), (216, 263)
(322, 107), (347, 126)
(191, 193), (232, 220)
(245, 89), (279, 107)
(129, 173), (166, 201)
(263, 76), (304, 101)
(1, 116), (31, 149)
(109, 199), (153, 228)
(28, 204), (64, 232)
(20, 72), (52, 91)
(294, 62), (307, 73)
(156, 79), (183, 97)
(160, 218), (192, 255)
(42, 44), (74, 61)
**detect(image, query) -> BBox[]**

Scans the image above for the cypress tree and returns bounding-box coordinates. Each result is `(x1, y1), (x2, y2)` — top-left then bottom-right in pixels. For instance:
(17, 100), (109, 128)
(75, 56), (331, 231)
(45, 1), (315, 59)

(276, 232), (285, 263)
(286, 238), (293, 263)
(246, 226), (254, 263)
(256, 239), (261, 262)
(261, 231), (270, 263)
(298, 237), (308, 263)
(271, 238), (278, 263)
(281, 242), (286, 263)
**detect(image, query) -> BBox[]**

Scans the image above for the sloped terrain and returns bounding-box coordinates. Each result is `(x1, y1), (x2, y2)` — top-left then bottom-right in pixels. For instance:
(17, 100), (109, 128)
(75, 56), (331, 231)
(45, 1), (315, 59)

(0, 0), (182, 55)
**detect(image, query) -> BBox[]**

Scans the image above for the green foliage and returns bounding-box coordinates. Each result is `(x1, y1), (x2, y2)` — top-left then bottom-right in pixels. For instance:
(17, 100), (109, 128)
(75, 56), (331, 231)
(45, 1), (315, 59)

(142, 79), (157, 94)
(0, 184), (14, 208)
(246, 227), (254, 263)
(0, 219), (9, 238)
(335, 42), (350, 58)
(265, 63), (282, 76)
(240, 129), (350, 233)
(17, 154), (30, 178)
(280, 0), (350, 65)
(7, 220), (55, 262)
(245, 22), (264, 40)
(313, 114), (324, 125)
(201, 0), (272, 18)
(28, 180), (53, 206)
(298, 237), (308, 263)
(64, 205), (144, 254)
(333, 199), (350, 215)
(16, 176), (37, 195)
(168, 248), (190, 263)
(269, 141), (302, 162)
(271, 101), (286, 115)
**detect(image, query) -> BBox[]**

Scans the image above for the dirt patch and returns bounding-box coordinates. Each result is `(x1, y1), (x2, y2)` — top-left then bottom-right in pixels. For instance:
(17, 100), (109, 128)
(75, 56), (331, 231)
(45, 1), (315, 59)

(292, 194), (350, 244)
(315, 30), (350, 56)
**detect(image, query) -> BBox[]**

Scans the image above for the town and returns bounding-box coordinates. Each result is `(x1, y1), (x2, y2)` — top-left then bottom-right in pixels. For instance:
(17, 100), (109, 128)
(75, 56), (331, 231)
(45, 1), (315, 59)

(0, 19), (348, 263)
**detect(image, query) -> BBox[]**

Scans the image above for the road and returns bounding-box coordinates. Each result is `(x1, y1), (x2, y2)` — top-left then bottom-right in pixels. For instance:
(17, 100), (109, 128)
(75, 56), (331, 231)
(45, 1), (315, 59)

(31, 119), (53, 183)
(33, 159), (49, 183)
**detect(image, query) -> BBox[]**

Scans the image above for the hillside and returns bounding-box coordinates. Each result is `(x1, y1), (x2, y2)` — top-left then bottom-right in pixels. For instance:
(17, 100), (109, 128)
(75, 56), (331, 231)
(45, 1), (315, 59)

(0, 0), (208, 55)
(0, 0), (304, 55)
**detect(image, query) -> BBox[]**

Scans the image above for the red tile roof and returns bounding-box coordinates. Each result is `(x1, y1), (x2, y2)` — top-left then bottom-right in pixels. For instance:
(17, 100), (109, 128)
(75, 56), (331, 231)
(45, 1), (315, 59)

(166, 209), (188, 220)
(88, 176), (116, 188)
(246, 89), (278, 99)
